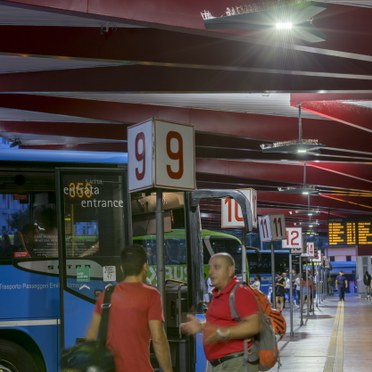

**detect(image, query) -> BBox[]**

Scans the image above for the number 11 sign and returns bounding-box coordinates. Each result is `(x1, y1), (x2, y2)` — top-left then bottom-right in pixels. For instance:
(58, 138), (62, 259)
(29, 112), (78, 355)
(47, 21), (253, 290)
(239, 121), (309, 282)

(128, 119), (196, 192)
(259, 214), (286, 242)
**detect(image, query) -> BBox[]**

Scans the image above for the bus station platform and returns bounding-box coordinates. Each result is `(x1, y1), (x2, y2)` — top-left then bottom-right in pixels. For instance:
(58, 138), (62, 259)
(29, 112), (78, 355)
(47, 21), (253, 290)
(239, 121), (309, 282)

(270, 293), (372, 372)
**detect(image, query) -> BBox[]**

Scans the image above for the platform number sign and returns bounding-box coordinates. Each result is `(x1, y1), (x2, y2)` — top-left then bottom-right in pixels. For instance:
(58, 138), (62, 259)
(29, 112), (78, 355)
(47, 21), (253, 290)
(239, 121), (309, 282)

(259, 215), (272, 242)
(221, 188), (257, 229)
(128, 120), (153, 192)
(128, 119), (195, 192)
(306, 242), (315, 257)
(270, 215), (286, 240)
(282, 227), (303, 253)
(259, 214), (286, 242)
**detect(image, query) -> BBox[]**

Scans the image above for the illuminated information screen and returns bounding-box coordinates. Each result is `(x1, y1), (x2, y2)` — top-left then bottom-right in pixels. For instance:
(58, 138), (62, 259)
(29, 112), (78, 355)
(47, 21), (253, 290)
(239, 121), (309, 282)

(328, 219), (372, 245)
(358, 221), (372, 245)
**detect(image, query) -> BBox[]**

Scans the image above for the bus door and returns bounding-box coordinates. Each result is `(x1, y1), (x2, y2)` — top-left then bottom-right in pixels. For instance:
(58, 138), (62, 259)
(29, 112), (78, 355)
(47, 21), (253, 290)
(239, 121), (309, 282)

(184, 189), (253, 371)
(56, 168), (130, 349)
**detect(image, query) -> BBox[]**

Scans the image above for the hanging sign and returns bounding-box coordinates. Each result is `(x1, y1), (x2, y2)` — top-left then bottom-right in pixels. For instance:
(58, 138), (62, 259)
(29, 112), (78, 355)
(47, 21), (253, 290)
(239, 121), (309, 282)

(282, 227), (303, 249)
(128, 119), (195, 192)
(221, 188), (257, 229)
(259, 214), (286, 242)
(306, 242), (315, 257)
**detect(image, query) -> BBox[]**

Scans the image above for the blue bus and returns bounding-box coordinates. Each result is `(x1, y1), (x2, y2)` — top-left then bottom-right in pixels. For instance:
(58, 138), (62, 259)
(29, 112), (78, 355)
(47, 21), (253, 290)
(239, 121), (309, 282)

(246, 249), (293, 294)
(0, 149), (129, 372)
(0, 149), (255, 372)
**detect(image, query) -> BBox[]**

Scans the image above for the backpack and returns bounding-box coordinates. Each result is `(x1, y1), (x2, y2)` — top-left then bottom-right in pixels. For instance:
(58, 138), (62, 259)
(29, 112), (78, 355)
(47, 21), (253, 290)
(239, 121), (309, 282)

(61, 285), (116, 372)
(229, 283), (285, 371)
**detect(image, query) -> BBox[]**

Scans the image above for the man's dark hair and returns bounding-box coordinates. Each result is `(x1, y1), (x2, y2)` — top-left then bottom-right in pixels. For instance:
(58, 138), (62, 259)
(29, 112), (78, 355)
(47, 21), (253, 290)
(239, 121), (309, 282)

(120, 244), (148, 277)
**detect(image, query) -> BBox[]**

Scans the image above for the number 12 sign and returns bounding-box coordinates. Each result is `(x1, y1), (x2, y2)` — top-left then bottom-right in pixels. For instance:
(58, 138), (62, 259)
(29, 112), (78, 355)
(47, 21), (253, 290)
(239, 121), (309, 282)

(282, 227), (303, 250)
(128, 119), (195, 192)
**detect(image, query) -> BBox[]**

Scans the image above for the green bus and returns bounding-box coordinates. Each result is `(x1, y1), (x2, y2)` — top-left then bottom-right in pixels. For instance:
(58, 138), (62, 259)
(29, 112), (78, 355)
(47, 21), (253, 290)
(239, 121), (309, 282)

(133, 228), (246, 285)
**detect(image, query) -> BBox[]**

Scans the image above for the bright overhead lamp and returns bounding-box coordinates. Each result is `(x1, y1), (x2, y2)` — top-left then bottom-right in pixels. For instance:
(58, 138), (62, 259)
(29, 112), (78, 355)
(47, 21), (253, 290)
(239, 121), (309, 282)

(275, 22), (293, 30)
(260, 104), (325, 154)
(278, 161), (320, 195)
(305, 230), (318, 236)
(289, 209), (321, 216)
(201, 1), (327, 43)
(294, 220), (320, 227)
(277, 186), (319, 195)
(260, 139), (324, 154)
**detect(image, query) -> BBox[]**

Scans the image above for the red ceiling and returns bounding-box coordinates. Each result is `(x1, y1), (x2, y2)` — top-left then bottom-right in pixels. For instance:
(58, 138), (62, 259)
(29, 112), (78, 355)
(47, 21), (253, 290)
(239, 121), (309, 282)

(0, 0), (372, 235)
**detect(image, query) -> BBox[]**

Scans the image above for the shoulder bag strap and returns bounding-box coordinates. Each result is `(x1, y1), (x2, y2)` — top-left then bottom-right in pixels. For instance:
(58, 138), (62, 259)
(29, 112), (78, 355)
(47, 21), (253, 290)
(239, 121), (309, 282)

(97, 285), (115, 346)
(229, 283), (241, 321)
(229, 282), (259, 370)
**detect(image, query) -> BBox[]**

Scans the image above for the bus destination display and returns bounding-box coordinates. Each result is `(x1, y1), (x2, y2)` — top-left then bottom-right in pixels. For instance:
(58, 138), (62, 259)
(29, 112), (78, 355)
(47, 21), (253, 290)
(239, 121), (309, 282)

(328, 219), (372, 245)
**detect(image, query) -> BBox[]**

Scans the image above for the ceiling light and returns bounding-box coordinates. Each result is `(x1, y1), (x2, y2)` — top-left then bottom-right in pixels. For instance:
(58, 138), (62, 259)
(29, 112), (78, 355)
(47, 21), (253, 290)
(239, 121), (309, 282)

(278, 161), (320, 195)
(201, 1), (327, 43)
(278, 186), (319, 195)
(275, 22), (293, 30)
(306, 230), (318, 236)
(260, 139), (324, 154)
(294, 220), (320, 227)
(260, 104), (325, 154)
(289, 209), (320, 216)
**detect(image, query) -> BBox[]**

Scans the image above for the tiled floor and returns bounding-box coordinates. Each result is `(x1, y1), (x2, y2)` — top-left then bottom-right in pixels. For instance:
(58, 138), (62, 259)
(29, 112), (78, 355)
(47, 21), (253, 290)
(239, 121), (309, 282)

(268, 293), (372, 372)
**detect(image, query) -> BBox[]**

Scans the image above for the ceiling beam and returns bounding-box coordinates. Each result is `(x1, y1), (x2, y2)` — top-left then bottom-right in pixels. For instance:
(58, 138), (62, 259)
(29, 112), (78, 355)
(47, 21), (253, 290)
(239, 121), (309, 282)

(196, 159), (372, 192)
(6, 1), (372, 61)
(0, 61), (372, 93)
(0, 95), (371, 154)
(2, 26), (372, 79)
(0, 121), (126, 139)
(298, 101), (372, 133)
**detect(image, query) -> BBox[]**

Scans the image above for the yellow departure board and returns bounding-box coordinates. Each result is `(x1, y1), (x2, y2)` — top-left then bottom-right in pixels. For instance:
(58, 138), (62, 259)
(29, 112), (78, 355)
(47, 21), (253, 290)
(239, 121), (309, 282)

(358, 221), (372, 245)
(328, 220), (372, 245)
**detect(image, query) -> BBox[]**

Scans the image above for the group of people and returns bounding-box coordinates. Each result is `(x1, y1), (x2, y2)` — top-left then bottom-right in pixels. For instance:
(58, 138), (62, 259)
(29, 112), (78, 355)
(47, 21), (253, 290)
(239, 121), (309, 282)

(273, 270), (317, 313)
(86, 245), (261, 371)
(85, 243), (365, 371)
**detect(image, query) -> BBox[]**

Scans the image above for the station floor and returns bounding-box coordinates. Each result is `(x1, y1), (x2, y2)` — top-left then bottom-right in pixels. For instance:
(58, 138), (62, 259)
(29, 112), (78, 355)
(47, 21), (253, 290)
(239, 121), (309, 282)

(268, 293), (372, 372)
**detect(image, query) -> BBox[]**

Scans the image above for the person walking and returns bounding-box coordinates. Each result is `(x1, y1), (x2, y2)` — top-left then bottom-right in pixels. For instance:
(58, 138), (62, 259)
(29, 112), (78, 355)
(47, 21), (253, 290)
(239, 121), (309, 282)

(290, 270), (297, 306)
(300, 271), (313, 313)
(294, 274), (301, 307)
(180, 252), (260, 372)
(86, 244), (173, 372)
(335, 270), (348, 302)
(275, 272), (285, 312)
(283, 272), (290, 308)
(363, 271), (372, 300)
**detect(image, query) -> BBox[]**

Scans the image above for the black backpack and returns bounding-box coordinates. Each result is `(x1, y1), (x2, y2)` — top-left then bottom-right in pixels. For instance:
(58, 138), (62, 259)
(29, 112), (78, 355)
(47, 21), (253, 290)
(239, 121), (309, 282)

(61, 285), (116, 372)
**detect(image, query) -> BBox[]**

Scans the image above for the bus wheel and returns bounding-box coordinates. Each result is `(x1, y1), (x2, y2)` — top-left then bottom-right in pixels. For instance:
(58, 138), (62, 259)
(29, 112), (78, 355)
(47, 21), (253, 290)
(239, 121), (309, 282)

(0, 340), (38, 372)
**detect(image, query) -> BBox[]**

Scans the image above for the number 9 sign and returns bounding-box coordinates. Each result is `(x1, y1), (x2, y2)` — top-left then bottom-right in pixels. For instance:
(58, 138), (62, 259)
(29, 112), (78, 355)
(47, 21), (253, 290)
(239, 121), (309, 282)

(128, 119), (195, 192)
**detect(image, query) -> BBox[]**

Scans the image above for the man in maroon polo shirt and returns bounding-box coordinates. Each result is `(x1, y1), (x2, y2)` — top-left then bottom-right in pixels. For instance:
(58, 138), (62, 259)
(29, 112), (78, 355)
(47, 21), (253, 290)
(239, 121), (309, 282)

(181, 253), (260, 371)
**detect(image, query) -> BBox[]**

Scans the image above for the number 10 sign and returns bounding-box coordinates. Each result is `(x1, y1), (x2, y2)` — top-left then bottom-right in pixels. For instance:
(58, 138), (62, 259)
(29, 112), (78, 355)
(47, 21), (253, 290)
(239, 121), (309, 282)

(128, 119), (196, 192)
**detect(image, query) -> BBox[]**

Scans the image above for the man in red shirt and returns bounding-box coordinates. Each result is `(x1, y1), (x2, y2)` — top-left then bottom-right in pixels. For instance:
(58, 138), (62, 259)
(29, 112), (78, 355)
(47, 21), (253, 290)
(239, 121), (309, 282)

(86, 245), (173, 372)
(181, 253), (260, 371)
